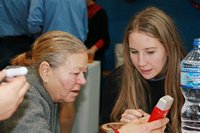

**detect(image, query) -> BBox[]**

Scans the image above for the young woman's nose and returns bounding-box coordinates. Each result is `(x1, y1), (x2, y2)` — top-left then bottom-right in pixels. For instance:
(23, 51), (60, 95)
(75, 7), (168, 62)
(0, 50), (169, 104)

(138, 53), (147, 67)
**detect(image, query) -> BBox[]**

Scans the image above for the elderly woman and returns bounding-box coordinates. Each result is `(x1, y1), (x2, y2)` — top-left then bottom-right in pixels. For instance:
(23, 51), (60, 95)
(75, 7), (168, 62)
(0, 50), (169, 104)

(0, 31), (88, 132)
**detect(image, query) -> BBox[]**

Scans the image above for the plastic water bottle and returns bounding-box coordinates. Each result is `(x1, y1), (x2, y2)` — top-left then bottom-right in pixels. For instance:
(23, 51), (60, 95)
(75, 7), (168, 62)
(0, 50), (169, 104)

(180, 38), (200, 133)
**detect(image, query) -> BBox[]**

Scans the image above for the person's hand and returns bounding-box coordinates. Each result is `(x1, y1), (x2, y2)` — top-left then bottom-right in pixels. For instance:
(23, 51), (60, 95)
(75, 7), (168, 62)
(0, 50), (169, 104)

(120, 109), (149, 123)
(0, 70), (29, 120)
(118, 117), (169, 133)
(87, 45), (98, 55)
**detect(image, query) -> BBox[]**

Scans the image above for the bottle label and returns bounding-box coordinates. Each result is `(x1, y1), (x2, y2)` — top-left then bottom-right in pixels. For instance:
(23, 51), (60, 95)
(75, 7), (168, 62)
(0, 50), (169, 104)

(181, 71), (200, 89)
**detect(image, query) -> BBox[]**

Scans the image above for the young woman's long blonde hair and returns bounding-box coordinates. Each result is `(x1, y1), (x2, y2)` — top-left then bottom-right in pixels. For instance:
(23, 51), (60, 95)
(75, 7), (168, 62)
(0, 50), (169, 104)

(111, 7), (186, 133)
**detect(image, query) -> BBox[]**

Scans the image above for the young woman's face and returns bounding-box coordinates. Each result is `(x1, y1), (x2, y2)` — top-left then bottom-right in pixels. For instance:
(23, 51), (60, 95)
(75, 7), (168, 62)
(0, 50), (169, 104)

(129, 32), (167, 79)
(47, 53), (88, 103)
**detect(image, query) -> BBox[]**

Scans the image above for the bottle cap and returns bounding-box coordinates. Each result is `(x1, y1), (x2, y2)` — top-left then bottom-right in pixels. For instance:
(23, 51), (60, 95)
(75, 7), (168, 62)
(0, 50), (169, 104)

(193, 38), (200, 46)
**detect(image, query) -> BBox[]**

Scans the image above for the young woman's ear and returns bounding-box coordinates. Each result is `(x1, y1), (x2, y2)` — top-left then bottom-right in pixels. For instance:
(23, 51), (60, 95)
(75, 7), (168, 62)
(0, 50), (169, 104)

(39, 61), (51, 83)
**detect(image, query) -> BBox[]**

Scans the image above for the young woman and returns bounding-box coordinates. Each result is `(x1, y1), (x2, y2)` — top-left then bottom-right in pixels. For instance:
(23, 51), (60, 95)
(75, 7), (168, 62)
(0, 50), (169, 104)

(101, 7), (186, 133)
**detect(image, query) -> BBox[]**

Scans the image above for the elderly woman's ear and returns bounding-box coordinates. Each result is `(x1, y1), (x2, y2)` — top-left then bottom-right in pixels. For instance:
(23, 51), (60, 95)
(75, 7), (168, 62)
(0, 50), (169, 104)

(39, 61), (51, 83)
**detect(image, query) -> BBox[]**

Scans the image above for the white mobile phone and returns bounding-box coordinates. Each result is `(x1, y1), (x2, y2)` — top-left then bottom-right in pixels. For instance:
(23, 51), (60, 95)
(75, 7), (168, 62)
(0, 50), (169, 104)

(5, 67), (28, 78)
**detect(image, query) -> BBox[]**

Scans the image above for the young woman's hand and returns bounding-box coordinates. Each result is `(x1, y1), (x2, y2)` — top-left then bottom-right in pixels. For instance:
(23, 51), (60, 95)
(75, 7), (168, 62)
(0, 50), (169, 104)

(120, 109), (149, 123)
(119, 117), (169, 133)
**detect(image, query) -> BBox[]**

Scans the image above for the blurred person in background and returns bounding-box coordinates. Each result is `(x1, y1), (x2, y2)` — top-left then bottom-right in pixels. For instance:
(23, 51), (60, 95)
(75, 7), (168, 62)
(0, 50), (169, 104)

(28, 0), (88, 42)
(85, 0), (110, 69)
(0, 0), (34, 70)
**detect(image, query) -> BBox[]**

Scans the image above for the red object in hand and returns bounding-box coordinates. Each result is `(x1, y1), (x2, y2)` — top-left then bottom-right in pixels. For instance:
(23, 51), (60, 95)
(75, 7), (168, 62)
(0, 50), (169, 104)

(148, 95), (174, 122)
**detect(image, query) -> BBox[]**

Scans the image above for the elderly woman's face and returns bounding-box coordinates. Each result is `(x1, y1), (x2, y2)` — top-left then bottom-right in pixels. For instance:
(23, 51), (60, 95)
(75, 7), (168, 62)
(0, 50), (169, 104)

(129, 32), (167, 79)
(47, 52), (88, 103)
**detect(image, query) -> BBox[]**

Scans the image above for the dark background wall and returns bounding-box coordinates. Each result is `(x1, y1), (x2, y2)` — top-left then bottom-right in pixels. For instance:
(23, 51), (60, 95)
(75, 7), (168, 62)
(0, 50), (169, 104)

(96, 0), (200, 71)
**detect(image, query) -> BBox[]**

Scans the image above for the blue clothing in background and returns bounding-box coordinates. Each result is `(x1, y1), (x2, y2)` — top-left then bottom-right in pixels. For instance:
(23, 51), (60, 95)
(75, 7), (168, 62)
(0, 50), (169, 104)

(0, 0), (32, 37)
(28, 0), (88, 42)
(0, 0), (34, 69)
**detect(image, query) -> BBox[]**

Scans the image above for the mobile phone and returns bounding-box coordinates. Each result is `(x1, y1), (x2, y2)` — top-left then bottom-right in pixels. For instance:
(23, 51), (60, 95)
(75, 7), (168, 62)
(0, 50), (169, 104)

(5, 67), (28, 78)
(148, 95), (174, 122)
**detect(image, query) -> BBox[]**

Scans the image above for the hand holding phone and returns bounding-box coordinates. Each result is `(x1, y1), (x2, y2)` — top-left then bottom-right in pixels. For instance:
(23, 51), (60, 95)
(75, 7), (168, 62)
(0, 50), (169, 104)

(148, 95), (174, 122)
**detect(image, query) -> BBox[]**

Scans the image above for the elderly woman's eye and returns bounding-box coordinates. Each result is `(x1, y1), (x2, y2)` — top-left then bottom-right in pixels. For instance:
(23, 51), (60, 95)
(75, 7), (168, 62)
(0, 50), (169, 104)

(71, 72), (79, 76)
(74, 73), (80, 75)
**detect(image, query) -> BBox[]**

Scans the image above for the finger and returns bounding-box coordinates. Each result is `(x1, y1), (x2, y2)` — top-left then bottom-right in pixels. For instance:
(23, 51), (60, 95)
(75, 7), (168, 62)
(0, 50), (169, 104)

(18, 82), (29, 97)
(136, 109), (147, 115)
(16, 96), (24, 107)
(138, 116), (149, 123)
(120, 117), (132, 123)
(140, 115), (150, 122)
(146, 118), (169, 130)
(130, 109), (147, 118)
(142, 111), (150, 118)
(121, 111), (140, 119)
(0, 109), (14, 120)
(0, 81), (8, 86)
(161, 126), (166, 133)
(126, 109), (145, 118)
(121, 111), (141, 122)
(0, 70), (6, 82)
(130, 118), (168, 133)
(140, 115), (150, 121)
(10, 76), (27, 92)
(150, 126), (166, 133)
